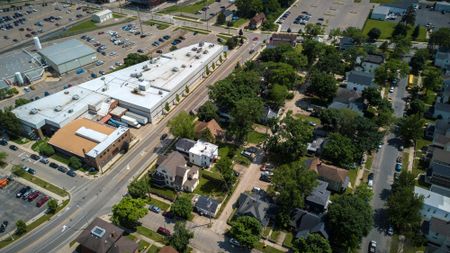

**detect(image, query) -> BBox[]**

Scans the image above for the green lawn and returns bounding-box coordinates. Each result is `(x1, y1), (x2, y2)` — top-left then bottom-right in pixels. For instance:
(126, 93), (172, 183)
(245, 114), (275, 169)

(269, 230), (280, 242)
(390, 235), (425, 253)
(294, 114), (321, 125)
(246, 130), (268, 144)
(365, 154), (374, 170)
(160, 0), (214, 14)
(362, 19), (427, 41)
(31, 138), (49, 152)
(254, 242), (285, 253)
(148, 198), (171, 211)
(194, 170), (227, 200)
(138, 239), (150, 251)
(149, 184), (177, 202)
(348, 168), (359, 188)
(174, 26), (210, 34)
(232, 18), (248, 28)
(13, 166), (68, 197)
(136, 226), (167, 244)
(147, 245), (160, 253)
(282, 232), (294, 248)
(143, 20), (171, 30)
(66, 20), (97, 33)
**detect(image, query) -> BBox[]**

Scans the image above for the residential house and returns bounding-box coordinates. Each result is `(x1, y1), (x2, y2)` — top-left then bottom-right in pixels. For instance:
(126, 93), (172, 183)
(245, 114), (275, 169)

(222, 10), (234, 22)
(194, 195), (220, 218)
(383, 0), (418, 15)
(307, 158), (350, 192)
(194, 119), (224, 141)
(175, 138), (196, 154)
(75, 217), (138, 253)
(249, 13), (266, 29)
(424, 217), (450, 252)
(307, 137), (325, 156)
(441, 80), (450, 104)
(235, 192), (272, 226)
(434, 102), (450, 120)
(345, 70), (375, 92)
(261, 106), (280, 123)
(305, 180), (330, 213)
(426, 148), (450, 191)
(362, 53), (384, 73)
(435, 48), (450, 73)
(153, 151), (199, 192)
(370, 6), (390, 20)
(268, 33), (297, 48)
(414, 187), (450, 222)
(189, 140), (218, 168)
(328, 88), (364, 115)
(339, 37), (354, 50)
(289, 208), (328, 239)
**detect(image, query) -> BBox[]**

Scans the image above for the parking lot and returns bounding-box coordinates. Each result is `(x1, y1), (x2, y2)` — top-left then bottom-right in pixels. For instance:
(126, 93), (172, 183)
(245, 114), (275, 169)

(0, 181), (49, 234)
(278, 0), (372, 33)
(415, 4), (450, 30)
(0, 2), (91, 50)
(178, 1), (233, 21)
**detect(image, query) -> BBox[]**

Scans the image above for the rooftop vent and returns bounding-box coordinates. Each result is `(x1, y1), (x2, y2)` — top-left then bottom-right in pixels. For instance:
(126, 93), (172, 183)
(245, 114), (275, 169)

(68, 109), (73, 113)
(197, 48), (202, 53)
(172, 67), (179, 72)
(191, 47), (197, 52)
(186, 52), (191, 57)
(195, 55), (201, 59)
(72, 95), (80, 100)
(30, 108), (38, 115)
(64, 90), (69, 95)
(142, 65), (148, 70)
(158, 90), (163, 95)
(203, 50), (208, 54)
(181, 64), (186, 68)
(54, 106), (62, 112)
(199, 41), (204, 47)
(138, 78), (144, 82)
(208, 44), (214, 48)
(90, 226), (106, 238)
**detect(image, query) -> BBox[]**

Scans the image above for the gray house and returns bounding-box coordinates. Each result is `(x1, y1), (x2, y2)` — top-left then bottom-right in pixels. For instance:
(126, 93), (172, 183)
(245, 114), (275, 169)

(236, 192), (272, 226)
(424, 217), (450, 251)
(371, 6), (390, 20)
(195, 196), (220, 218)
(345, 70), (375, 92)
(289, 208), (328, 239)
(175, 138), (196, 154)
(305, 180), (330, 213)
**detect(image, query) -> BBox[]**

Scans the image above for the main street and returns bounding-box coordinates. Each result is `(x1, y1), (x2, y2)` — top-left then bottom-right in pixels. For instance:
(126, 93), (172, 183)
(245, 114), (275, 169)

(0, 32), (265, 253)
(360, 77), (408, 253)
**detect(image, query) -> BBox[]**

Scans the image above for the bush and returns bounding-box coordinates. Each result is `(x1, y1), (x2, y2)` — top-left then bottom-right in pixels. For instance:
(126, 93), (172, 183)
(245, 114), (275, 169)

(68, 156), (82, 169)
(15, 220), (27, 235)
(286, 92), (295, 100)
(47, 199), (58, 214)
(39, 143), (55, 157)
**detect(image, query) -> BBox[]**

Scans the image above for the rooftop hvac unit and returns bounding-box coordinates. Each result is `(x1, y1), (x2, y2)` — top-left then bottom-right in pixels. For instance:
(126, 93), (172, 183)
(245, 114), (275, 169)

(195, 55), (201, 59)
(138, 78), (144, 82)
(197, 48), (202, 53)
(186, 52), (191, 57)
(64, 90), (69, 94)
(142, 65), (148, 70)
(191, 47), (197, 52)
(130, 73), (137, 78)
(172, 67), (179, 72)
(68, 109), (73, 113)
(203, 50), (208, 54)
(209, 44), (215, 48)
(29, 108), (38, 114)
(181, 64), (186, 68)
(158, 90), (163, 95)
(199, 41), (204, 47)
(54, 105), (62, 112)
(72, 94), (80, 100)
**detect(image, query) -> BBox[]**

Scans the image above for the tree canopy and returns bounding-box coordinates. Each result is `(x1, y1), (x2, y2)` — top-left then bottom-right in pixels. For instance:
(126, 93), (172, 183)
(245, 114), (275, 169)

(127, 178), (150, 199)
(171, 196), (193, 220)
(230, 215), (262, 248)
(230, 97), (264, 142)
(367, 28), (381, 42)
(112, 197), (147, 229)
(168, 112), (195, 139)
(307, 70), (338, 103)
(197, 101), (219, 122)
(429, 27), (450, 49)
(322, 133), (358, 169)
(216, 156), (236, 189)
(374, 59), (409, 85)
(123, 53), (149, 67)
(422, 66), (443, 92)
(295, 234), (332, 253)
(397, 114), (425, 144)
(0, 108), (22, 138)
(169, 221), (194, 253)
(342, 27), (367, 45)
(409, 48), (429, 75)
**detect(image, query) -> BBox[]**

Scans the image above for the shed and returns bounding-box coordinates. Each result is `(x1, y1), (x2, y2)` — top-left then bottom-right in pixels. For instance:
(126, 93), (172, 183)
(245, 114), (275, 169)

(371, 6), (390, 20)
(194, 196), (220, 217)
(92, 9), (113, 23)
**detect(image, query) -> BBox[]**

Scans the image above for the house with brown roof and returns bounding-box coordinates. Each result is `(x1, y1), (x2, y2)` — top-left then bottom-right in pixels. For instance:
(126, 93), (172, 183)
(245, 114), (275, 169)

(194, 119), (224, 141)
(268, 33), (297, 48)
(307, 158), (350, 192)
(153, 151), (199, 192)
(75, 217), (138, 253)
(249, 13), (266, 29)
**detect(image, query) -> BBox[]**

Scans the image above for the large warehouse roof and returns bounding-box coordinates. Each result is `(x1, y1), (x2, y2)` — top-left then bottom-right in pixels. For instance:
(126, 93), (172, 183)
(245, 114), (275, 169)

(39, 39), (96, 65)
(79, 42), (223, 111)
(0, 50), (44, 81)
(48, 118), (116, 158)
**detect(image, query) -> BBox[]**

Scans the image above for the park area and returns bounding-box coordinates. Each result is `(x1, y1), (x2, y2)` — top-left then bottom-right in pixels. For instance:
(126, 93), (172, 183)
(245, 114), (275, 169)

(362, 19), (427, 41)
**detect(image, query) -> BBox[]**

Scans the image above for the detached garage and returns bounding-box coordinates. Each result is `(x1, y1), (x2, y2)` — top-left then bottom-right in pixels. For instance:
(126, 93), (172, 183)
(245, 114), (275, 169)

(38, 39), (97, 75)
(92, 9), (113, 23)
(371, 6), (390, 20)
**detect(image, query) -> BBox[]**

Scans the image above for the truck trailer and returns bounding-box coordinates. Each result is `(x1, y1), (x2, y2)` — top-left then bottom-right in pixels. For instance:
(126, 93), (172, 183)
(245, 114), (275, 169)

(125, 111), (148, 125)
(121, 115), (141, 129)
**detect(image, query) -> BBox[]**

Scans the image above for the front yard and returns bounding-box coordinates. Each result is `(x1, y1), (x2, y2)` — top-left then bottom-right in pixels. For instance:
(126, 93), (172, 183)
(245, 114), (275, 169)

(194, 170), (227, 201)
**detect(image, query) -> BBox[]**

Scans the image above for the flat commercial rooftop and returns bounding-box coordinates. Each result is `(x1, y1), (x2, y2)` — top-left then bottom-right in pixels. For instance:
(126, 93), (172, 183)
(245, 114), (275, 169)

(39, 39), (96, 65)
(80, 42), (223, 111)
(48, 118), (116, 158)
(0, 50), (44, 81)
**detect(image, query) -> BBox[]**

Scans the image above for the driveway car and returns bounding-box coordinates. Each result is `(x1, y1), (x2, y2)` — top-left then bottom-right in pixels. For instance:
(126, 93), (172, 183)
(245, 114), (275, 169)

(0, 139), (7, 146)
(39, 158), (49, 164)
(367, 173), (374, 188)
(149, 205), (161, 213)
(229, 238), (241, 246)
(157, 227), (171, 236)
(9, 145), (18, 151)
(395, 163), (402, 172)
(369, 240), (376, 253)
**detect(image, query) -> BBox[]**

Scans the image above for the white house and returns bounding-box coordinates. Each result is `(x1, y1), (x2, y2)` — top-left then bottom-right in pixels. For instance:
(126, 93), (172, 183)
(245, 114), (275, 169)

(345, 70), (375, 92)
(154, 152), (199, 192)
(371, 6), (390, 20)
(189, 140), (218, 168)
(92, 9), (113, 23)
(415, 187), (450, 222)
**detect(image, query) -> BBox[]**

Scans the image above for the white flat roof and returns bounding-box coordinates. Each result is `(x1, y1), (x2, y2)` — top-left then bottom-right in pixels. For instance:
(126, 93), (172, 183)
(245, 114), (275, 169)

(80, 42), (223, 112)
(86, 126), (128, 158)
(415, 186), (450, 211)
(189, 140), (218, 158)
(94, 9), (112, 16)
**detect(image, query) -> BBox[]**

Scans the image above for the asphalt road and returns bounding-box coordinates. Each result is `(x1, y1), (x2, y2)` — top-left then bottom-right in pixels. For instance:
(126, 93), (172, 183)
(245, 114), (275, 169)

(360, 77), (407, 253)
(0, 33), (263, 253)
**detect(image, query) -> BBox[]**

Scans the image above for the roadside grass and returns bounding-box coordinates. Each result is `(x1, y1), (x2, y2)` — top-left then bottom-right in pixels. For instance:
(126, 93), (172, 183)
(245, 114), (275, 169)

(160, 0), (214, 14)
(254, 242), (285, 253)
(246, 130), (268, 144)
(348, 168), (358, 188)
(262, 227), (271, 238)
(294, 114), (321, 125)
(112, 13), (126, 18)
(362, 19), (426, 41)
(423, 90), (437, 105)
(143, 20), (171, 30)
(0, 199), (69, 249)
(11, 137), (31, 144)
(12, 166), (69, 197)
(232, 18), (248, 28)
(282, 232), (294, 248)
(365, 154), (374, 170)
(50, 153), (70, 164)
(148, 198), (171, 211)
(174, 26), (210, 34)
(62, 17), (135, 37)
(390, 235), (425, 253)
(136, 226), (167, 244)
(173, 15), (202, 23)
(31, 138), (49, 153)
(402, 151), (410, 169)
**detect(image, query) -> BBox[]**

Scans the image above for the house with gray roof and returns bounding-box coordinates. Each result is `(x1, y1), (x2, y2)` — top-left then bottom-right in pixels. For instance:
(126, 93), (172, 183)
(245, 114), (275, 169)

(235, 192), (272, 226)
(414, 187), (450, 222)
(345, 70), (375, 92)
(305, 180), (330, 213)
(328, 88), (364, 115)
(426, 148), (450, 191)
(434, 103), (450, 121)
(175, 138), (196, 154)
(435, 48), (450, 73)
(289, 208), (328, 240)
(424, 217), (450, 251)
(362, 53), (384, 73)
(195, 196), (220, 218)
(153, 152), (199, 192)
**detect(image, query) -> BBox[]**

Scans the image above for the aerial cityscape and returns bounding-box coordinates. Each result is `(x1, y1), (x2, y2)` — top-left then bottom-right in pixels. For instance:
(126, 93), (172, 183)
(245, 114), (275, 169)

(0, 0), (449, 253)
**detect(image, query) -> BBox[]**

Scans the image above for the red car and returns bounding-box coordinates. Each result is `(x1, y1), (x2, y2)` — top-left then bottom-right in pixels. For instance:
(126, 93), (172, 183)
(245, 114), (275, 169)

(157, 227), (171, 236)
(36, 195), (49, 207)
(28, 191), (40, 202)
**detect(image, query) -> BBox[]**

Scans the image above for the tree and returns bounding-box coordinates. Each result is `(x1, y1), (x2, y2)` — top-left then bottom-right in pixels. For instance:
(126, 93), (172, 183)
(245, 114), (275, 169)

(216, 156), (236, 189)
(392, 23), (408, 38)
(226, 36), (239, 50)
(199, 128), (215, 143)
(422, 66), (443, 92)
(112, 197), (147, 229)
(0, 152), (7, 167)
(39, 142), (55, 157)
(326, 194), (373, 250)
(239, 29), (244, 37)
(392, 36), (412, 58)
(165, 102), (170, 112)
(267, 113), (313, 163)
(262, 62), (298, 89)
(362, 86), (382, 106)
(374, 59), (409, 85)
(0, 109), (22, 138)
(302, 39), (326, 64)
(397, 114), (425, 144)
(272, 160), (317, 226)
(230, 215), (262, 248)
(171, 196), (193, 220)
(304, 23), (324, 38)
(269, 84), (289, 107)
(68, 156), (82, 169)
(316, 46), (344, 74)
(322, 133), (357, 169)
(402, 6), (416, 26)
(379, 41), (389, 52)
(354, 184), (374, 202)
(197, 101), (218, 122)
(15, 220), (27, 235)
(409, 48), (429, 75)
(229, 97), (264, 142)
(123, 53), (149, 67)
(216, 11), (226, 25)
(15, 98), (30, 107)
(128, 179), (150, 199)
(367, 27), (381, 42)
(429, 27), (450, 49)
(264, 0), (280, 14)
(411, 25), (420, 40)
(342, 27), (367, 45)
(408, 99), (426, 116)
(235, 0), (263, 18)
(307, 71), (337, 103)
(47, 199), (58, 214)
(168, 112), (195, 139)
(295, 234), (332, 253)
(170, 45), (178, 51)
(169, 221), (194, 253)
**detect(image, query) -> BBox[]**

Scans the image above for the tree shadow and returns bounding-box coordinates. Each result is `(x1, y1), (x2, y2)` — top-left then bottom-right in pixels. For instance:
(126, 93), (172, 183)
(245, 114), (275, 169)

(373, 208), (389, 233)
(379, 188), (391, 201)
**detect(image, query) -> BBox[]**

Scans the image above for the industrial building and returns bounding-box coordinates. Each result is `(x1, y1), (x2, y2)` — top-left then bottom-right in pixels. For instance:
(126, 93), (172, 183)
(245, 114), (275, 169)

(13, 42), (224, 137)
(92, 9), (113, 23)
(0, 49), (45, 88)
(48, 118), (131, 170)
(38, 39), (97, 75)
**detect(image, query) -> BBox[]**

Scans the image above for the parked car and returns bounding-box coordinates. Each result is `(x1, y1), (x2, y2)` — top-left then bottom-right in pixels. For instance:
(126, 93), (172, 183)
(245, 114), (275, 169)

(36, 195), (49, 207)
(49, 162), (59, 169)
(22, 189), (35, 200)
(395, 163), (402, 172)
(57, 166), (68, 173)
(30, 154), (40, 160)
(149, 205), (161, 213)
(387, 226), (394, 236)
(16, 186), (31, 198)
(369, 240), (377, 253)
(9, 145), (18, 151)
(23, 166), (36, 175)
(39, 158), (49, 164)
(67, 170), (76, 177)
(27, 191), (40, 201)
(160, 133), (168, 140)
(0, 139), (7, 146)
(229, 238), (241, 246)
(157, 227), (171, 236)
(367, 173), (374, 188)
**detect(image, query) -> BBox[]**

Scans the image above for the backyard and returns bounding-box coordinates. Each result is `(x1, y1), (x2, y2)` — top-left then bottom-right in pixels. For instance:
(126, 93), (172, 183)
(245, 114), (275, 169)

(362, 20), (427, 41)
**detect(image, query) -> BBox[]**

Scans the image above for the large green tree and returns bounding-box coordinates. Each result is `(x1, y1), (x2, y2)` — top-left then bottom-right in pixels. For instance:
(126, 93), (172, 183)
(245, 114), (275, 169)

(302, 39), (326, 64)
(0, 152), (8, 167)
(216, 11), (226, 25)
(0, 109), (22, 138)
(367, 27), (381, 42)
(15, 220), (27, 235)
(112, 197), (147, 229)
(295, 234), (332, 253)
(171, 196), (193, 220)
(47, 199), (58, 214)
(429, 27), (450, 49)
(267, 113), (313, 162)
(168, 112), (195, 139)
(326, 194), (373, 250)
(262, 62), (298, 89)
(197, 101), (219, 122)
(127, 179), (150, 199)
(315, 46), (344, 74)
(230, 215), (262, 248)
(168, 221), (194, 253)
(307, 71), (337, 103)
(422, 66), (443, 92)
(229, 97), (264, 142)
(322, 133), (357, 169)
(123, 53), (149, 67)
(235, 0), (263, 18)
(409, 48), (429, 75)
(374, 59), (409, 85)
(269, 84), (289, 107)
(342, 27), (367, 45)
(215, 156), (236, 189)
(272, 160), (318, 226)
(362, 86), (382, 107)
(397, 114), (425, 144)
